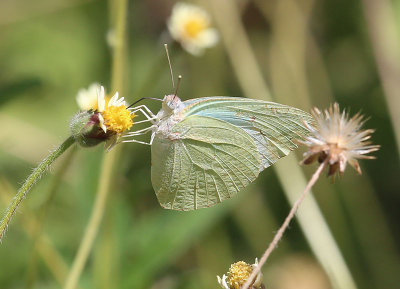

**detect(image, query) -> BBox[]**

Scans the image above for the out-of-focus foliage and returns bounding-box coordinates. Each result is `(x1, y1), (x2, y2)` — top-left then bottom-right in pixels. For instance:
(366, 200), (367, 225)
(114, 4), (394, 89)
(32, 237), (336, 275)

(0, 0), (399, 289)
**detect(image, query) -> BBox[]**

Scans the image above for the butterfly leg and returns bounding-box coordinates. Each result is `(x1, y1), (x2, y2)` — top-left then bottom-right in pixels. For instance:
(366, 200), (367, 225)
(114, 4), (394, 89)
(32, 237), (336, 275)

(150, 131), (156, 145)
(122, 138), (152, 146)
(122, 125), (156, 146)
(132, 109), (157, 124)
(135, 105), (157, 117)
(124, 125), (155, 136)
(129, 105), (157, 124)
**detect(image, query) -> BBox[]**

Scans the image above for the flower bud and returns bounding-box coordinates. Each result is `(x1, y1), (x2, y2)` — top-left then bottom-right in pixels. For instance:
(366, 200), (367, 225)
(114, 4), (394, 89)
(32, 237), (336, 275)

(70, 111), (109, 147)
(218, 259), (264, 289)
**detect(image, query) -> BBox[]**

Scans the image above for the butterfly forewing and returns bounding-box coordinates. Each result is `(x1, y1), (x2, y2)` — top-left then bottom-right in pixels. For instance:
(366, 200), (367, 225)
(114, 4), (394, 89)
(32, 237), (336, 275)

(151, 115), (260, 211)
(182, 97), (314, 170)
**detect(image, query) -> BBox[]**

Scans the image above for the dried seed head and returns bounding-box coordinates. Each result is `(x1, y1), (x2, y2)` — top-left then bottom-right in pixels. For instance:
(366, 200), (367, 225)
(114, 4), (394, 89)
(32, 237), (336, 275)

(299, 103), (380, 179)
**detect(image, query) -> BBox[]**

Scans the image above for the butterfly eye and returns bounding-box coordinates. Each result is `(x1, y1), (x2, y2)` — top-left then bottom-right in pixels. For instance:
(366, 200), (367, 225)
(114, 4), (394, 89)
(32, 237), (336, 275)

(164, 94), (174, 107)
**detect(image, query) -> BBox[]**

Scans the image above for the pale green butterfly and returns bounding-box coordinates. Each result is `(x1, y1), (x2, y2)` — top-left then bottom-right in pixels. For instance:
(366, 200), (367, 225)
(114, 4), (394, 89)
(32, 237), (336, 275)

(125, 93), (313, 211)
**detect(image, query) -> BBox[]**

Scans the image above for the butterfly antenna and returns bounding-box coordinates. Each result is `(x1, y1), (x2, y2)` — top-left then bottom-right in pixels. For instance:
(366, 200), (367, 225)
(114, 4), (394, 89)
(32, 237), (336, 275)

(164, 43), (175, 90)
(174, 75), (182, 97)
(127, 97), (162, 109)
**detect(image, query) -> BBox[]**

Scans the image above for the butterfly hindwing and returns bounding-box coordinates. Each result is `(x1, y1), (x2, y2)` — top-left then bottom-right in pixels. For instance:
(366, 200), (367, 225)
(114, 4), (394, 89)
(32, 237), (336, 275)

(183, 97), (313, 170)
(151, 115), (260, 211)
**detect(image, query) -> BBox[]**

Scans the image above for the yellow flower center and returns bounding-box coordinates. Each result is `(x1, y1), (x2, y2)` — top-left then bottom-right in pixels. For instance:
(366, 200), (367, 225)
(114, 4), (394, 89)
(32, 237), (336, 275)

(184, 18), (207, 38)
(227, 261), (253, 289)
(101, 105), (134, 134)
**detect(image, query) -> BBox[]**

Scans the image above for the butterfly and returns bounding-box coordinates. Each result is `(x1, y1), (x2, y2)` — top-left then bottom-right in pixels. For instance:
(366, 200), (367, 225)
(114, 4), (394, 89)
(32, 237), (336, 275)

(125, 93), (313, 211)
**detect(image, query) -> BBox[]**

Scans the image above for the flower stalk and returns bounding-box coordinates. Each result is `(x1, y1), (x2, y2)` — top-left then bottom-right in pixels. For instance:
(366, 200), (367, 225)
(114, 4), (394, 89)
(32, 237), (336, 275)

(0, 136), (75, 241)
(241, 159), (328, 289)
(241, 102), (379, 289)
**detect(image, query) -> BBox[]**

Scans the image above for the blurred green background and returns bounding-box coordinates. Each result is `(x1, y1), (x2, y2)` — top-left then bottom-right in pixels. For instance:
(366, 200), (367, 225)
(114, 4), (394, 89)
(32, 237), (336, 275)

(0, 0), (399, 288)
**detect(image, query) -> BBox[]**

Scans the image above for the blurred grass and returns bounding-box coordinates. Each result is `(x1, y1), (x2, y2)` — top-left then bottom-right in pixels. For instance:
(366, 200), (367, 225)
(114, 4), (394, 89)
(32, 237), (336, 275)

(64, 0), (128, 288)
(208, 1), (356, 288)
(0, 0), (399, 289)
(0, 176), (75, 288)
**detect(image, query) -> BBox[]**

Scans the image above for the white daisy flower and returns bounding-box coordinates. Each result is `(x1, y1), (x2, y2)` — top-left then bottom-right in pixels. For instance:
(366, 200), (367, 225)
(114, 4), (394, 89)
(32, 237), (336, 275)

(76, 83), (102, 111)
(168, 2), (219, 56)
(71, 85), (136, 150)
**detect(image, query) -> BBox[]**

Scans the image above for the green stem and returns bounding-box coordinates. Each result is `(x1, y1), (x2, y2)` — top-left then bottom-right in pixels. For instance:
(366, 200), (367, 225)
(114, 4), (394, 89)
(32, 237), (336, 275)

(26, 146), (78, 289)
(0, 136), (75, 242)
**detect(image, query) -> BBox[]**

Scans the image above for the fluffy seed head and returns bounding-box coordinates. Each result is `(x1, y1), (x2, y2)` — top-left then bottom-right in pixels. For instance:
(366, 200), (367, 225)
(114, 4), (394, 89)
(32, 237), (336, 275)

(299, 103), (380, 178)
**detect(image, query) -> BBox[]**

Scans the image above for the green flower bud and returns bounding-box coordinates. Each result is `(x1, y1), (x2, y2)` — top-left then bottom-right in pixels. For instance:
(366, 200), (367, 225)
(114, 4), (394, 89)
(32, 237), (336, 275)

(70, 110), (109, 147)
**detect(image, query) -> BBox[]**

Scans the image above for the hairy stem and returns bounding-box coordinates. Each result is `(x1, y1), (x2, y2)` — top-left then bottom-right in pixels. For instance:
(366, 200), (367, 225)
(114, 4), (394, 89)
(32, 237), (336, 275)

(0, 136), (75, 242)
(26, 146), (77, 289)
(242, 160), (327, 289)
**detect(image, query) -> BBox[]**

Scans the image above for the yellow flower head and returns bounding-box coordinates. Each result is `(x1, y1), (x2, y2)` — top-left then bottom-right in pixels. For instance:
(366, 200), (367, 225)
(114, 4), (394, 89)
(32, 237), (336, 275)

(168, 3), (219, 55)
(217, 259), (263, 289)
(97, 86), (134, 135)
(299, 103), (380, 178)
(71, 85), (135, 150)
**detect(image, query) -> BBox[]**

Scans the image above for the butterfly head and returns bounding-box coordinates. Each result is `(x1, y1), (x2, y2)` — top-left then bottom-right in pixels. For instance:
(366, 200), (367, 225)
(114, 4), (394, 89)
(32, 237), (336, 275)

(162, 94), (184, 112)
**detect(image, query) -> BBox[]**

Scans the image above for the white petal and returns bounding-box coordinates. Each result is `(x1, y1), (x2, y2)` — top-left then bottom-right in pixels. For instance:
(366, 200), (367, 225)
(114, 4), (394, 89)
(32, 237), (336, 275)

(179, 28), (218, 56)
(217, 276), (223, 287)
(182, 42), (204, 56)
(252, 260), (263, 288)
(199, 28), (219, 47)
(97, 86), (106, 112)
(216, 275), (230, 289)
(115, 97), (126, 107)
(76, 90), (89, 110)
(108, 92), (119, 107)
(76, 83), (101, 111)
(98, 113), (107, 133)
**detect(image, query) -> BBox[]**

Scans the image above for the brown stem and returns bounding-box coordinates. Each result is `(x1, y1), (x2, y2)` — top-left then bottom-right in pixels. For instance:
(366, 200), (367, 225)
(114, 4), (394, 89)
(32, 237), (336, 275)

(242, 159), (328, 289)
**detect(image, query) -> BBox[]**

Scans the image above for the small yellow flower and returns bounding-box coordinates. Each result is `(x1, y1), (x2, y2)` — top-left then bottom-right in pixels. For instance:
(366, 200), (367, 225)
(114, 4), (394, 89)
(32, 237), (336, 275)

(168, 2), (219, 55)
(76, 83), (102, 111)
(71, 85), (135, 150)
(298, 103), (380, 177)
(97, 86), (134, 135)
(217, 259), (263, 289)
